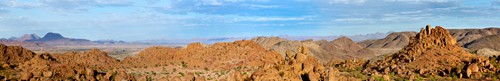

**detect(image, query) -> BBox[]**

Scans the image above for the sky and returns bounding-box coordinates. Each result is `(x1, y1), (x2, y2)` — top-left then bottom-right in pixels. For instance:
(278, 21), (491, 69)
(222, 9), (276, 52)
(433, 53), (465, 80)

(0, 0), (500, 41)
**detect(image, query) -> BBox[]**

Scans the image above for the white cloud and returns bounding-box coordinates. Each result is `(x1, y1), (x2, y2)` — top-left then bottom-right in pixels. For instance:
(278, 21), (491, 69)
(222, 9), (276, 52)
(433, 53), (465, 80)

(233, 16), (309, 22)
(247, 4), (279, 8)
(7, 0), (135, 13)
(328, 0), (366, 4)
(201, 0), (224, 5)
(333, 18), (369, 22)
(385, 0), (457, 3)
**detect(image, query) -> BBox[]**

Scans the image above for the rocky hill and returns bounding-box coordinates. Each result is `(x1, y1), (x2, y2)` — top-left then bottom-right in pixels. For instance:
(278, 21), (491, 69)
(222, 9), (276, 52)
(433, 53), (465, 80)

(0, 44), (133, 80)
(0, 44), (36, 66)
(363, 25), (500, 80)
(248, 46), (335, 80)
(252, 36), (376, 63)
(121, 40), (283, 80)
(316, 36), (376, 60)
(251, 37), (327, 62)
(360, 27), (500, 56)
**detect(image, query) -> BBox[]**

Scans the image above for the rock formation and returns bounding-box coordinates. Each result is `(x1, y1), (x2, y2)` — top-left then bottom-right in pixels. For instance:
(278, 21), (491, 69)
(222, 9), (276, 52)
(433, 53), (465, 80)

(360, 27), (500, 55)
(248, 46), (331, 80)
(364, 25), (500, 80)
(0, 44), (36, 66)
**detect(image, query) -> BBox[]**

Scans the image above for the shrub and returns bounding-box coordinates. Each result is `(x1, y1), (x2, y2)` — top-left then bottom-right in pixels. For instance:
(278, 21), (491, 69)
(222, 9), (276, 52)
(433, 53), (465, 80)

(181, 61), (188, 67)
(179, 72), (185, 77)
(204, 68), (209, 71)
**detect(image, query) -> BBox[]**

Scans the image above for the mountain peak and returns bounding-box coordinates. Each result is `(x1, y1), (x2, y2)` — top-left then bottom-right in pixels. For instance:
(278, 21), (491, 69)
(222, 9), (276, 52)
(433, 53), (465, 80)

(413, 25), (457, 48)
(369, 25), (477, 76)
(17, 34), (40, 41)
(42, 32), (65, 40)
(335, 36), (352, 41)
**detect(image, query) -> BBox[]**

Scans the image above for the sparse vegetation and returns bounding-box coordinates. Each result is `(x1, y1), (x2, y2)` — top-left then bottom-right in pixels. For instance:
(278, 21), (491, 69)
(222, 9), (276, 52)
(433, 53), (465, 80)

(181, 61), (188, 68)
(179, 72), (185, 77)
(204, 68), (209, 71)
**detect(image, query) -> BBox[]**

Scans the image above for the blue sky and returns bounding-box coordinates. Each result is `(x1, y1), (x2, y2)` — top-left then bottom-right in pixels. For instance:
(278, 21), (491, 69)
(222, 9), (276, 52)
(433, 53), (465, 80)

(0, 0), (499, 41)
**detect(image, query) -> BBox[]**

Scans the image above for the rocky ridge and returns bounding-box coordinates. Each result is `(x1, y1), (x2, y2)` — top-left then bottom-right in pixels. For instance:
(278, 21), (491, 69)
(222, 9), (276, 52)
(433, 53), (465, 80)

(252, 36), (376, 63)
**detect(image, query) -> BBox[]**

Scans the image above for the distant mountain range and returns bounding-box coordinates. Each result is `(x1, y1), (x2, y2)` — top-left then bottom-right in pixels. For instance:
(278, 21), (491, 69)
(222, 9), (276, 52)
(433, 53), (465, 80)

(138, 32), (390, 45)
(1, 32), (130, 46)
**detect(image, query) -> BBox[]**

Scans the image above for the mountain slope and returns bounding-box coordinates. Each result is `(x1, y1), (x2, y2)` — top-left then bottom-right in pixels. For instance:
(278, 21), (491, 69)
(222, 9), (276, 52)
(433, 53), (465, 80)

(359, 32), (416, 48)
(449, 27), (500, 45)
(464, 35), (500, 51)
(16, 34), (40, 41)
(252, 36), (376, 63)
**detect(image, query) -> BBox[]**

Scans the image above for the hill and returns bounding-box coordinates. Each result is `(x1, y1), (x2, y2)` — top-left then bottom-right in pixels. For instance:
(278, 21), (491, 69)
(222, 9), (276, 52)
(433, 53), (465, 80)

(364, 25), (499, 79)
(464, 35), (500, 51)
(252, 36), (376, 63)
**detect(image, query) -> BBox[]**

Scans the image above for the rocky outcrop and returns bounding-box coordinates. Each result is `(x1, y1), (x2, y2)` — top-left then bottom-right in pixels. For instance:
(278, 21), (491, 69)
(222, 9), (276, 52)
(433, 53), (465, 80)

(248, 46), (332, 80)
(360, 27), (500, 55)
(0, 44), (36, 66)
(363, 25), (500, 80)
